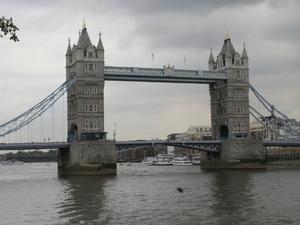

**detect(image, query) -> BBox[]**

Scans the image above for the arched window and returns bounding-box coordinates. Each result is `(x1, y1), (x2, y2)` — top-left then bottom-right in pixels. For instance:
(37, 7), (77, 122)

(220, 125), (229, 139)
(93, 119), (98, 129)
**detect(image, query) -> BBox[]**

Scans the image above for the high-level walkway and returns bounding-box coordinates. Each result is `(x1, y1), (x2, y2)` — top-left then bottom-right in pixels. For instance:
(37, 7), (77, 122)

(104, 66), (227, 84)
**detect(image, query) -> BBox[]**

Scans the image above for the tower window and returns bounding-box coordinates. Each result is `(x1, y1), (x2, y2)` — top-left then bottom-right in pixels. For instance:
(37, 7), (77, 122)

(85, 63), (96, 72)
(93, 105), (97, 112)
(84, 86), (98, 94)
(93, 119), (98, 129)
(85, 119), (89, 129)
(89, 63), (94, 71)
(85, 104), (98, 112)
(234, 70), (243, 80)
(233, 120), (246, 133)
(88, 52), (93, 57)
(235, 106), (244, 114)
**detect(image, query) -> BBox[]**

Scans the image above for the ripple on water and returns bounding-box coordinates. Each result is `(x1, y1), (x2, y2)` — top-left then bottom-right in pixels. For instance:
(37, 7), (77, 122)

(1, 163), (300, 225)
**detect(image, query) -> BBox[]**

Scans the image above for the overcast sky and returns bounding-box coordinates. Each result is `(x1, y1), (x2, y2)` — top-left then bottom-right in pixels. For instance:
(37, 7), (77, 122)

(0, 0), (299, 141)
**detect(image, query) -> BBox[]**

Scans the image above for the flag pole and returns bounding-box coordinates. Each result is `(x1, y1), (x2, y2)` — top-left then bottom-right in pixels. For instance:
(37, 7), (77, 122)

(151, 53), (154, 68)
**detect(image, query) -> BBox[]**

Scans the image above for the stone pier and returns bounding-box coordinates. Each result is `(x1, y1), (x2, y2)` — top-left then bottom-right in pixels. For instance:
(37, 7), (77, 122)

(58, 141), (117, 175)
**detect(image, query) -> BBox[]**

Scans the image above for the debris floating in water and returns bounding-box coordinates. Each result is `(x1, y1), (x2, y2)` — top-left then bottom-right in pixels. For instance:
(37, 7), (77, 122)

(177, 187), (183, 193)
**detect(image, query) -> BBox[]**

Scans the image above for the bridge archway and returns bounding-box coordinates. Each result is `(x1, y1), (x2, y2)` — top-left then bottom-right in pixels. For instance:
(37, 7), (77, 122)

(69, 124), (78, 142)
(220, 125), (229, 140)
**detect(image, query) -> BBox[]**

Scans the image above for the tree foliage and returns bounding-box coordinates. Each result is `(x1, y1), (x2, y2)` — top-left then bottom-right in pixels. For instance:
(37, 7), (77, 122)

(0, 16), (19, 41)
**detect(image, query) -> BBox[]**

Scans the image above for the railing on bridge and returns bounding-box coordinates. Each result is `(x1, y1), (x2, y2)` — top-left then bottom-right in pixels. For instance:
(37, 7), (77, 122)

(104, 66), (227, 84)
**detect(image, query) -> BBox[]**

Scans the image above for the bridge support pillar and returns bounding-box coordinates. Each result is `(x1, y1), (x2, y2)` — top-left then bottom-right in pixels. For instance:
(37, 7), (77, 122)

(58, 141), (117, 176)
(200, 139), (265, 169)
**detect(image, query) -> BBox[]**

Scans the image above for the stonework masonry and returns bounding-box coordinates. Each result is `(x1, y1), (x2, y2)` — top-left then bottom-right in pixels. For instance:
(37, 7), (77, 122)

(58, 141), (117, 175)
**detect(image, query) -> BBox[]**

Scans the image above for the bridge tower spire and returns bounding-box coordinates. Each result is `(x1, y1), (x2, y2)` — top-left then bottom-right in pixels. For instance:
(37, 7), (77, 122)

(58, 25), (117, 175)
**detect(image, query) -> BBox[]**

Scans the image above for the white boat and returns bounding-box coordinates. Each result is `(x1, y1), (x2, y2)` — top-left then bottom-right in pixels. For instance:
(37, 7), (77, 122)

(141, 157), (155, 165)
(192, 156), (201, 165)
(152, 154), (173, 166)
(172, 157), (193, 166)
(0, 160), (24, 165)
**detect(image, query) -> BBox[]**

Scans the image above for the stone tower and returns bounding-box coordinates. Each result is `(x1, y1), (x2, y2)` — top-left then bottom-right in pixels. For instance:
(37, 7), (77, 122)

(209, 35), (250, 140)
(58, 25), (117, 175)
(202, 34), (264, 168)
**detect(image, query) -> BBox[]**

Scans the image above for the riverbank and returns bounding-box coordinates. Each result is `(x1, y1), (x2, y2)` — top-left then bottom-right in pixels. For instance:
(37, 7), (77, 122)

(0, 150), (57, 162)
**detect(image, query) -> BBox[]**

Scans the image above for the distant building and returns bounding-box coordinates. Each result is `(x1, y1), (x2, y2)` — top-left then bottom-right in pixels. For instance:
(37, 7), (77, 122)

(166, 126), (211, 157)
(186, 126), (212, 140)
(250, 116), (283, 140)
(167, 126), (212, 141)
(167, 133), (188, 141)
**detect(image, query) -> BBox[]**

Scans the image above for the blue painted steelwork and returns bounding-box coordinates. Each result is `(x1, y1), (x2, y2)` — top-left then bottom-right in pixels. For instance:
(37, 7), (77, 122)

(0, 79), (75, 137)
(115, 140), (221, 153)
(250, 85), (300, 140)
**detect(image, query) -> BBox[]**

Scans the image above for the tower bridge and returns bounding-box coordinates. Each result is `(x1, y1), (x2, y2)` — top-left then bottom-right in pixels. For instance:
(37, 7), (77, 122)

(1, 24), (300, 174)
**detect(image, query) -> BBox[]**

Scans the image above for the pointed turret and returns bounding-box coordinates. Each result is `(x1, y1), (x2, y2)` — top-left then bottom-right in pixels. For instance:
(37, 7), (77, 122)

(66, 38), (72, 67)
(208, 48), (215, 71)
(66, 37), (72, 56)
(97, 32), (104, 50)
(219, 32), (236, 67)
(242, 42), (248, 67)
(96, 32), (104, 61)
(77, 22), (92, 50)
(208, 49), (215, 63)
(242, 42), (248, 59)
(220, 37), (236, 58)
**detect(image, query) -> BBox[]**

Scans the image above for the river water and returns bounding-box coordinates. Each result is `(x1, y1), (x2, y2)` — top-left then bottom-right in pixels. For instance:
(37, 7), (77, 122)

(0, 163), (300, 225)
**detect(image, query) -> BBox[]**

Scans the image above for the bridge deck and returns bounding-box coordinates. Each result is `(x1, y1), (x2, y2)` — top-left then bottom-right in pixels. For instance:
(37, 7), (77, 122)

(1, 140), (300, 151)
(104, 66), (227, 84)
(0, 142), (70, 151)
(263, 140), (300, 147)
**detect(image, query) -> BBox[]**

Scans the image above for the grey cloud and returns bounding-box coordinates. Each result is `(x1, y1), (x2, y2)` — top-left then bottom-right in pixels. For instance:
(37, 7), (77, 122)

(105, 0), (266, 14)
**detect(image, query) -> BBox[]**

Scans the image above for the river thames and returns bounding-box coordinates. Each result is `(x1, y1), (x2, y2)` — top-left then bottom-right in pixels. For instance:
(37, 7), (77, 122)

(0, 163), (300, 225)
